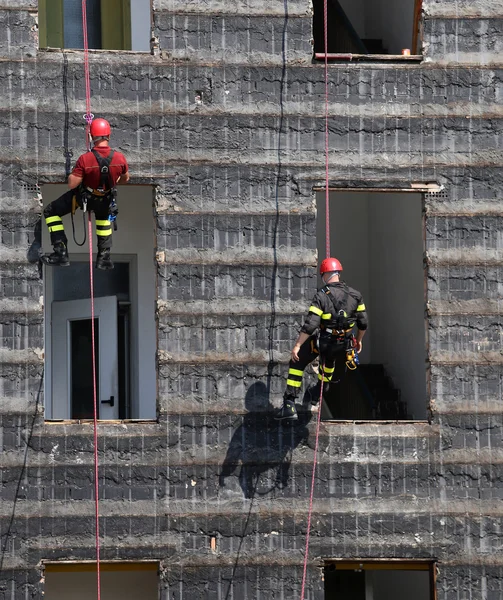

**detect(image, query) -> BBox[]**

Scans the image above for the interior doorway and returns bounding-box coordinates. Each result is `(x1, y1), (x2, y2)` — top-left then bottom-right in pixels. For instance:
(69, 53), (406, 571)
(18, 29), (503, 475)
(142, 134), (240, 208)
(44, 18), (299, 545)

(316, 190), (427, 420)
(42, 185), (156, 420)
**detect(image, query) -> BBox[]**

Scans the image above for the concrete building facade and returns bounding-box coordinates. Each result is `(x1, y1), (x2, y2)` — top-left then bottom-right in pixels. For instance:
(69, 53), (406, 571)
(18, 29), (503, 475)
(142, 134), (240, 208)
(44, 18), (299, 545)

(1, 0), (503, 597)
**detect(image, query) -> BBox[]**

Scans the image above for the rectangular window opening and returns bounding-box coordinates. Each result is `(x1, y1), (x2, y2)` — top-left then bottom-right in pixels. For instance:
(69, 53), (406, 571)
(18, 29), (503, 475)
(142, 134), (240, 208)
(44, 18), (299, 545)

(42, 185), (157, 421)
(316, 189), (428, 421)
(43, 561), (159, 600)
(313, 0), (423, 61)
(39, 0), (152, 51)
(324, 560), (436, 600)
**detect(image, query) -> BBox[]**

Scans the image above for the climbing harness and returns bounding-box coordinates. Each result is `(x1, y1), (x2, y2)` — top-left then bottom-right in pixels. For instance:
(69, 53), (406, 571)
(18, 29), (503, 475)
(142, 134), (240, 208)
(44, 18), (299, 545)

(300, 1), (331, 598)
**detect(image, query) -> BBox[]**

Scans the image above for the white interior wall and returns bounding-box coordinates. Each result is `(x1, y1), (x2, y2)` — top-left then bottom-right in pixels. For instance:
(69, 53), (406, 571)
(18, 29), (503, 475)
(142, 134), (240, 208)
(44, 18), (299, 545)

(368, 193), (426, 419)
(42, 185), (156, 419)
(131, 0), (151, 52)
(337, 0), (366, 39)
(370, 570), (430, 600)
(317, 191), (427, 419)
(44, 568), (158, 599)
(316, 192), (372, 363)
(337, 0), (416, 54)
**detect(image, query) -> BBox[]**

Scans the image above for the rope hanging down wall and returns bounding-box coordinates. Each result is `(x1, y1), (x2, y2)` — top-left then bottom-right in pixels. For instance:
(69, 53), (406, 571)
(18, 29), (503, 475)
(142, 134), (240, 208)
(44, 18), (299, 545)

(80, 0), (102, 597)
(300, 0), (331, 596)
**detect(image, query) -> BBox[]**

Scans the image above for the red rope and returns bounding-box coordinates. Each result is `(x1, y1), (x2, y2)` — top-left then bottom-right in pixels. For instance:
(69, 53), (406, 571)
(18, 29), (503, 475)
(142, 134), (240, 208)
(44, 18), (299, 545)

(81, 0), (93, 148)
(324, 0), (330, 258)
(81, 0), (100, 596)
(300, 368), (325, 599)
(300, 2), (331, 595)
(88, 214), (101, 599)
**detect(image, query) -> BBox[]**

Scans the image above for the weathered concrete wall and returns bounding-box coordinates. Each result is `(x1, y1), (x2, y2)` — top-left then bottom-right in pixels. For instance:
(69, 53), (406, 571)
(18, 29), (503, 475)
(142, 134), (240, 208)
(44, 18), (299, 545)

(1, 0), (503, 598)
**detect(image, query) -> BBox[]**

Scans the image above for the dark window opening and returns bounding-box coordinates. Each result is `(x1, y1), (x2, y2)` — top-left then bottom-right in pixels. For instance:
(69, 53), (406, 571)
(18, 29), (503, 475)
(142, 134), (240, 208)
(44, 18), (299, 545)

(316, 191), (427, 421)
(70, 318), (100, 419)
(324, 561), (436, 600)
(313, 0), (423, 58)
(39, 0), (152, 51)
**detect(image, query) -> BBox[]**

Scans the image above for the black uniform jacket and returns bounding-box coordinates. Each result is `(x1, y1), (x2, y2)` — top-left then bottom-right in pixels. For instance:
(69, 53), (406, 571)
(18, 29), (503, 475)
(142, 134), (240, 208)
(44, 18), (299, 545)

(300, 282), (368, 336)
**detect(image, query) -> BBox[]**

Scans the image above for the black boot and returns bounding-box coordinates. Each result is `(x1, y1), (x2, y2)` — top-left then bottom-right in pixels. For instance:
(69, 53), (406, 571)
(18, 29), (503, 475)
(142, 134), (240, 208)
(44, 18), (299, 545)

(41, 242), (70, 267)
(275, 397), (298, 421)
(96, 249), (114, 270)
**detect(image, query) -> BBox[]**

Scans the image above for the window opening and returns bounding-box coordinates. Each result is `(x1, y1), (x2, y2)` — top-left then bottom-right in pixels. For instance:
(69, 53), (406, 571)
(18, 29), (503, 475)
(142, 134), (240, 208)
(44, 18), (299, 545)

(43, 562), (159, 600)
(316, 190), (427, 421)
(39, 0), (152, 51)
(43, 185), (156, 421)
(313, 0), (423, 59)
(324, 560), (436, 600)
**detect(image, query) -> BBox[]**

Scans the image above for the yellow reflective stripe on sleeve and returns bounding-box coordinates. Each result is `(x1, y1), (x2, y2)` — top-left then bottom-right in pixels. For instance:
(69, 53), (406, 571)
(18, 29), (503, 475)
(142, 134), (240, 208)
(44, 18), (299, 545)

(286, 379), (302, 388)
(288, 368), (304, 377)
(319, 372), (333, 381)
(45, 216), (62, 224)
(308, 305), (323, 316)
(322, 366), (335, 373)
(48, 224), (65, 232)
(357, 304), (366, 311)
(95, 220), (110, 226)
(321, 313), (331, 320)
(96, 229), (112, 236)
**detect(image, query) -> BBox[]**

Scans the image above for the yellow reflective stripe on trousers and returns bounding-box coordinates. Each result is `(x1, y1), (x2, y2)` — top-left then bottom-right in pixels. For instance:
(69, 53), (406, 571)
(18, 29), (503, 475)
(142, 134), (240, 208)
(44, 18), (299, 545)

(308, 305), (323, 316)
(357, 304), (366, 311)
(288, 368), (304, 377)
(48, 224), (65, 232)
(318, 372), (333, 381)
(322, 366), (335, 373)
(321, 313), (332, 320)
(45, 216), (62, 224)
(286, 379), (302, 388)
(96, 228), (112, 236)
(95, 219), (110, 226)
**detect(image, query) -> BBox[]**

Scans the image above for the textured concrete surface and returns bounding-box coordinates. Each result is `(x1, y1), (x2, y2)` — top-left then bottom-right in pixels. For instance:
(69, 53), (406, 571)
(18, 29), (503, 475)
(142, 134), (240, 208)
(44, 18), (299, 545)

(1, 0), (503, 598)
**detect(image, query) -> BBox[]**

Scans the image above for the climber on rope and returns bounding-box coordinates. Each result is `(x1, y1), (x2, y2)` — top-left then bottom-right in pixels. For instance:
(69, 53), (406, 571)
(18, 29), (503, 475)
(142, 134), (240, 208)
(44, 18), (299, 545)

(41, 118), (130, 270)
(275, 257), (368, 421)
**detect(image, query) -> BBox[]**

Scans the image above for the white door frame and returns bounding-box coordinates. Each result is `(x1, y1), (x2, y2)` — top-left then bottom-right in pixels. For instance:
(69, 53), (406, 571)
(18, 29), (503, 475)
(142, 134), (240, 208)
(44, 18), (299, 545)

(51, 295), (119, 420)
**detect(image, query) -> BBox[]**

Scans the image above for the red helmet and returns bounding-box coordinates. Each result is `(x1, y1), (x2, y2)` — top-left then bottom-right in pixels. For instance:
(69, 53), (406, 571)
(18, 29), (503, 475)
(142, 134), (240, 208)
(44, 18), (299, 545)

(90, 118), (111, 139)
(320, 257), (343, 275)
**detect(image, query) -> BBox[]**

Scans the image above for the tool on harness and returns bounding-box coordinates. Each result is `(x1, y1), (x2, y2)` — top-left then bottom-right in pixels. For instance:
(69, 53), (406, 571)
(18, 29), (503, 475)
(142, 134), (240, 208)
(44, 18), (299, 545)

(345, 336), (359, 370)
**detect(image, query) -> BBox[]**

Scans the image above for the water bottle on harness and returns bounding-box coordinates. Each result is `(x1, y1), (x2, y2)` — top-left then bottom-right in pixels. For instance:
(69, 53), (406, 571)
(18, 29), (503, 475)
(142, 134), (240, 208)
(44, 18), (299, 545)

(321, 284), (360, 371)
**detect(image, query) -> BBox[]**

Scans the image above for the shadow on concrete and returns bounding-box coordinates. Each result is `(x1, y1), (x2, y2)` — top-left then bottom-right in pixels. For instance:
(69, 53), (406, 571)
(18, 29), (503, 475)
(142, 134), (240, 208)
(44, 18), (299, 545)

(219, 381), (312, 499)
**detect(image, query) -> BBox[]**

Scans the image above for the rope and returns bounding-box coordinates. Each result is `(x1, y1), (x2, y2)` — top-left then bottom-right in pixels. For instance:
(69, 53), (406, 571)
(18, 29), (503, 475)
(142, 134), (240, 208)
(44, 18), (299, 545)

(300, 2), (331, 595)
(324, 0), (330, 258)
(300, 368), (325, 600)
(81, 0), (100, 597)
(81, 0), (93, 149)
(88, 214), (102, 599)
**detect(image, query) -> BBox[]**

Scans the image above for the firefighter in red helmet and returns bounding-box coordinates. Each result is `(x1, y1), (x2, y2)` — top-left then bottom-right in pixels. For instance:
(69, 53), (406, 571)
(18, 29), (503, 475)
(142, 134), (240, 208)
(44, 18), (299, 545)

(276, 257), (368, 420)
(41, 118), (130, 270)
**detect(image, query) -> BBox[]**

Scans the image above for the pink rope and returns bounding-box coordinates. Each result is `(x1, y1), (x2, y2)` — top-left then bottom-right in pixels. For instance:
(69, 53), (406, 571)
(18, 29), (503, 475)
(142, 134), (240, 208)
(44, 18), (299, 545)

(88, 214), (101, 600)
(299, 368), (325, 599)
(81, 1), (100, 595)
(324, 0), (330, 258)
(82, 0), (93, 147)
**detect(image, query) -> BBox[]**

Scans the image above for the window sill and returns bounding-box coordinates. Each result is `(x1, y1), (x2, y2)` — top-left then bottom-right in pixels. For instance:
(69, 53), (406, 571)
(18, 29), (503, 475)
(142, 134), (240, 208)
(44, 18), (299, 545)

(314, 53), (423, 63)
(38, 47), (152, 55)
(45, 419), (158, 425)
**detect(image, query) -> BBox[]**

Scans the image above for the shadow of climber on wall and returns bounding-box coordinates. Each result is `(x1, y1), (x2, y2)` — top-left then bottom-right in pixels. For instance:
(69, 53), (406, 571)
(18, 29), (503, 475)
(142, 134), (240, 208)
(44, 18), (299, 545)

(219, 381), (312, 499)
